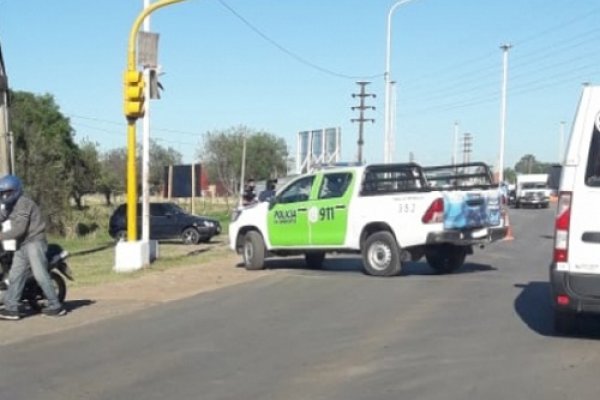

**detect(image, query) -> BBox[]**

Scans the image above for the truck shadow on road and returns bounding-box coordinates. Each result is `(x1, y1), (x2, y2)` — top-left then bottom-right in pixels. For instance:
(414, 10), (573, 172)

(514, 282), (600, 338)
(261, 257), (496, 277)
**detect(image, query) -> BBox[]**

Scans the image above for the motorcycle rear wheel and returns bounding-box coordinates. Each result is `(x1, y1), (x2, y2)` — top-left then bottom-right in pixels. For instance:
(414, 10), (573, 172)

(24, 271), (67, 312)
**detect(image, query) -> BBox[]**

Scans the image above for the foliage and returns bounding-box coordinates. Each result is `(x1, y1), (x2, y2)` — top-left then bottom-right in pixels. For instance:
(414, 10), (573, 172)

(149, 139), (182, 194)
(503, 168), (516, 184)
(71, 139), (102, 209)
(514, 154), (553, 174)
(198, 125), (288, 195)
(97, 147), (127, 205)
(9, 91), (78, 233)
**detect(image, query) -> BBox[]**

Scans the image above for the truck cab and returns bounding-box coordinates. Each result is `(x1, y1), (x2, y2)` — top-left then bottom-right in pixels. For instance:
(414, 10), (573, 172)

(515, 174), (551, 208)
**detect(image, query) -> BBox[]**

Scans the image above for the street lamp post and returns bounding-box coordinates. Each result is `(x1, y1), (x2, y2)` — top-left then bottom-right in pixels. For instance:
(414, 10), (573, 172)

(384, 0), (418, 164)
(498, 43), (512, 183)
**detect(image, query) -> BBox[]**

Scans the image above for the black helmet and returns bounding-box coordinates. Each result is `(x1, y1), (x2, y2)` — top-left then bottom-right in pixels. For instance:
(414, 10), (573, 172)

(0, 175), (23, 206)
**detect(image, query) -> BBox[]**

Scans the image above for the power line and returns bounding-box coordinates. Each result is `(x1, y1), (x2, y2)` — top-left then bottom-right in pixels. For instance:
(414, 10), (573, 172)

(216, 0), (383, 80)
(71, 121), (198, 147)
(68, 114), (203, 138)
(403, 10), (600, 91)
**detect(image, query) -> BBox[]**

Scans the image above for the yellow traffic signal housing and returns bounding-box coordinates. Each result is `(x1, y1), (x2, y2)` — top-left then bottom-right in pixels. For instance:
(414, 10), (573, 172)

(123, 70), (145, 119)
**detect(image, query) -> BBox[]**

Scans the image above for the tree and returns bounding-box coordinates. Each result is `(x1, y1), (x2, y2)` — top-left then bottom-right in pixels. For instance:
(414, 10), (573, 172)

(149, 139), (182, 194)
(9, 91), (78, 233)
(198, 126), (288, 196)
(98, 148), (127, 206)
(514, 154), (551, 174)
(503, 167), (516, 184)
(71, 139), (102, 209)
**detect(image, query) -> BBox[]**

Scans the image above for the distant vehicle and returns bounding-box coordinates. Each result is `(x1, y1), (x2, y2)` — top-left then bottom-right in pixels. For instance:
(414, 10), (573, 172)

(550, 85), (600, 334)
(514, 174), (551, 208)
(109, 202), (221, 244)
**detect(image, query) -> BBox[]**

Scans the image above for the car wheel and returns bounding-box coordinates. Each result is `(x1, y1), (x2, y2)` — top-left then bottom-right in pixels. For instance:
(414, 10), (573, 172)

(181, 227), (201, 245)
(114, 230), (127, 242)
(305, 252), (325, 269)
(362, 231), (401, 277)
(243, 231), (266, 270)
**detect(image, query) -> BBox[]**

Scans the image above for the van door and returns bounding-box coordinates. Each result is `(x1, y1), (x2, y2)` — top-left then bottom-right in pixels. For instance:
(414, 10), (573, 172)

(267, 175), (315, 247)
(568, 116), (600, 293)
(310, 172), (354, 246)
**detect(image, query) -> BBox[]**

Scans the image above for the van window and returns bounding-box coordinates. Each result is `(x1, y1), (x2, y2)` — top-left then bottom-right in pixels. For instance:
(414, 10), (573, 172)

(585, 126), (600, 187)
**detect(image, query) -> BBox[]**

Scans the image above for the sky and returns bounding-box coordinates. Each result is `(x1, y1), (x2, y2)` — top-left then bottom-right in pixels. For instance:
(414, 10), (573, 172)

(1, 0), (599, 172)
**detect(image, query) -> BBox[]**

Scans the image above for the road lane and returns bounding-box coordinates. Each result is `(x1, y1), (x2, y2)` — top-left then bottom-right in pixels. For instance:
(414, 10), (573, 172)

(2, 208), (600, 400)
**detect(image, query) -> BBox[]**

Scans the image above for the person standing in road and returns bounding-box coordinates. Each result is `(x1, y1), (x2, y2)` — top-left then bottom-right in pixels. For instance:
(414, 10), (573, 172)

(0, 175), (66, 320)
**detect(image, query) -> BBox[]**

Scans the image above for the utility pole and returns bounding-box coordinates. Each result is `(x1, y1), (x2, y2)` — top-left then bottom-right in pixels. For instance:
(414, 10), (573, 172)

(351, 81), (375, 164)
(498, 43), (512, 182)
(462, 132), (472, 164)
(141, 0), (152, 243)
(452, 121), (459, 166)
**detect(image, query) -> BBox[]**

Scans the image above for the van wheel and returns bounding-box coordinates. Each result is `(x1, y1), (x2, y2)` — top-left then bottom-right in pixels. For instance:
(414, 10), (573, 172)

(362, 231), (401, 277)
(305, 252), (325, 269)
(243, 231), (266, 270)
(554, 310), (577, 335)
(425, 244), (467, 274)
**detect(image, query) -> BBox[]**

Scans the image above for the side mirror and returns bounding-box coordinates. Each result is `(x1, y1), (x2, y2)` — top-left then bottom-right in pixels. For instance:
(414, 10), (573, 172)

(268, 197), (277, 209)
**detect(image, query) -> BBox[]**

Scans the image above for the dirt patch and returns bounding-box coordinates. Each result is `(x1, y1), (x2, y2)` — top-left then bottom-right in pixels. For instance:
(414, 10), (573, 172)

(0, 252), (271, 346)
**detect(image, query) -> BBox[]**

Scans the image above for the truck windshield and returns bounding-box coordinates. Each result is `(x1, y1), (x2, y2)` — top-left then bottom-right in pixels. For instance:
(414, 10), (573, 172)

(522, 183), (547, 189)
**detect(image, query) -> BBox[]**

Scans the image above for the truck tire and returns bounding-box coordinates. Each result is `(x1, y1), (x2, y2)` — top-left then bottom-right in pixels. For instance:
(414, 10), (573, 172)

(553, 310), (577, 335)
(362, 231), (402, 277)
(242, 231), (266, 270)
(305, 252), (325, 269)
(425, 244), (467, 274)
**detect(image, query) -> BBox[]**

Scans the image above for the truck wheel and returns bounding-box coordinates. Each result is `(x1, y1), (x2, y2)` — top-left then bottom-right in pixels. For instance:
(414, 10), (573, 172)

(305, 252), (325, 269)
(425, 244), (467, 274)
(515, 201), (520, 209)
(554, 310), (577, 335)
(242, 231), (266, 270)
(362, 231), (401, 277)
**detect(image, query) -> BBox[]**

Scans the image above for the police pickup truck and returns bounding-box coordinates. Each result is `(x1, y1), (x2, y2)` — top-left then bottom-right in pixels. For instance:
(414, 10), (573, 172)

(229, 162), (508, 277)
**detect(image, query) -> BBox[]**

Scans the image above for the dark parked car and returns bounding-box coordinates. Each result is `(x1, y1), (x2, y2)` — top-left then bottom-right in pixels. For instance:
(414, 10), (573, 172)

(109, 202), (221, 244)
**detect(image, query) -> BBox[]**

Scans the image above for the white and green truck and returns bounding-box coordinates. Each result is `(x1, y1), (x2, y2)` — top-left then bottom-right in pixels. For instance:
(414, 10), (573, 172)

(229, 162), (508, 277)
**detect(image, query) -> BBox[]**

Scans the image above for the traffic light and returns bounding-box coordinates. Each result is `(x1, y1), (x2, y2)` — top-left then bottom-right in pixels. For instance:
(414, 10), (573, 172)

(123, 70), (145, 119)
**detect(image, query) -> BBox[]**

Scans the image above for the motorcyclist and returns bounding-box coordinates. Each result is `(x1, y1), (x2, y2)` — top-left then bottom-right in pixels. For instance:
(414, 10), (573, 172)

(0, 175), (66, 320)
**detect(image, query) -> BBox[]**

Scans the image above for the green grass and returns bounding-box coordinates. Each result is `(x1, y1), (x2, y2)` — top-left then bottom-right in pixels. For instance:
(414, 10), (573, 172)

(49, 197), (236, 288)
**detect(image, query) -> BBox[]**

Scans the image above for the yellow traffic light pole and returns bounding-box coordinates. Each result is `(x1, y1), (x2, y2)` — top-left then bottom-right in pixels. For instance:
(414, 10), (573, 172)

(125, 0), (186, 242)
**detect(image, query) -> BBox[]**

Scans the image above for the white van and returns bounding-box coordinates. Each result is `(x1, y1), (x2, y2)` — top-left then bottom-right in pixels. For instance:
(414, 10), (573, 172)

(551, 85), (600, 334)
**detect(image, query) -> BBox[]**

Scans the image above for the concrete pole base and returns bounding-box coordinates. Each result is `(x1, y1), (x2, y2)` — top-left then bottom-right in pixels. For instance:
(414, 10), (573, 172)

(114, 240), (159, 272)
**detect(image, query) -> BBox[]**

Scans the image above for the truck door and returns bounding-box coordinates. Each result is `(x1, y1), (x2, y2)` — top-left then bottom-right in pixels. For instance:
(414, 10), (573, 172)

(267, 175), (315, 247)
(309, 172), (354, 246)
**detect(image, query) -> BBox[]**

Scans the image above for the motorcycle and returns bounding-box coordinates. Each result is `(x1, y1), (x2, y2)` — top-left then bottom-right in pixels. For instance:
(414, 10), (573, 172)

(0, 243), (73, 312)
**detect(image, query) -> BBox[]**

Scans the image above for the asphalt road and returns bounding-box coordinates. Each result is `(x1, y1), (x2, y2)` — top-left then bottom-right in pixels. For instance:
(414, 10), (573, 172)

(2, 207), (600, 400)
